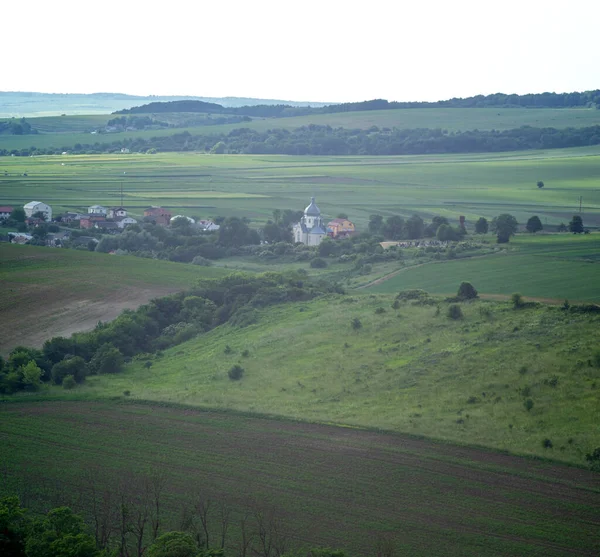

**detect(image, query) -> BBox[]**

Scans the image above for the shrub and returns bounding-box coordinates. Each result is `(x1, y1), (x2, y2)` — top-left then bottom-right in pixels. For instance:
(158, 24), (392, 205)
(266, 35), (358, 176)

(191, 255), (212, 266)
(391, 300), (400, 310)
(144, 361), (153, 369)
(447, 304), (463, 320)
(229, 307), (259, 328)
(375, 307), (386, 314)
(512, 293), (524, 309)
(310, 257), (328, 269)
(228, 364), (244, 380)
(224, 345), (233, 354)
(241, 349), (250, 358)
(62, 375), (76, 389)
(592, 350), (600, 367)
(351, 317), (362, 330)
(524, 398), (534, 412)
(542, 438), (553, 449)
(88, 343), (124, 375)
(457, 282), (478, 300)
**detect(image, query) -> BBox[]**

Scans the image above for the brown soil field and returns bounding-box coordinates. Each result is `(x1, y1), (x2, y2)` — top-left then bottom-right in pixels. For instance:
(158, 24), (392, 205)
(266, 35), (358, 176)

(1, 401), (598, 556)
(0, 243), (226, 354)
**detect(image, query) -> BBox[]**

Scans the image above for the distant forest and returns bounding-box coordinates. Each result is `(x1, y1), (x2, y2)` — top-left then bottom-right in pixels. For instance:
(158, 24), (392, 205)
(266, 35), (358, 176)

(7, 123), (600, 157)
(116, 89), (600, 118)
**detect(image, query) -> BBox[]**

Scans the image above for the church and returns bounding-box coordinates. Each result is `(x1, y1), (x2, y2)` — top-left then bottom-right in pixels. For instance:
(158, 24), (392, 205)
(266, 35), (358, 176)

(293, 197), (327, 246)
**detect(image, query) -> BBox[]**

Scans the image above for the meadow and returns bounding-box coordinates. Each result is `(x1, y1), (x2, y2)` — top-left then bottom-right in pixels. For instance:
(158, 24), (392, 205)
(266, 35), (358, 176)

(1, 147), (599, 230)
(0, 243), (228, 354)
(41, 293), (600, 467)
(1, 401), (598, 556)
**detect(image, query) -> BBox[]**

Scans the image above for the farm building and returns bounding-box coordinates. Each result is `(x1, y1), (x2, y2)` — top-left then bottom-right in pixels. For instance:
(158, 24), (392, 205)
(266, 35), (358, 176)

(0, 206), (13, 219)
(293, 197), (327, 246)
(327, 218), (355, 238)
(24, 201), (52, 221)
(88, 205), (108, 216)
(79, 216), (105, 229)
(144, 206), (172, 226)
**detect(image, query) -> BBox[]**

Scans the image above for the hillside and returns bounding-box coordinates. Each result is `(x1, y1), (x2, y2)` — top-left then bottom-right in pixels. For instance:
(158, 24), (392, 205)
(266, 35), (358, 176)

(58, 292), (600, 467)
(0, 243), (228, 354)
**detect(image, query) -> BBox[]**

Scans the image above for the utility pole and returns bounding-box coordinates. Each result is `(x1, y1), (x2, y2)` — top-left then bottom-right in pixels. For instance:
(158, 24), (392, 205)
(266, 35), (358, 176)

(120, 182), (124, 207)
(579, 195), (582, 213)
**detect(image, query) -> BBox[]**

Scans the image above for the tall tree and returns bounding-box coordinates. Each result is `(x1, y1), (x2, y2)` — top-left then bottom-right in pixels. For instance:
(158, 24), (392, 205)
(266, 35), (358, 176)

(526, 215), (543, 233)
(492, 214), (518, 243)
(368, 214), (384, 235)
(569, 215), (584, 234)
(474, 217), (489, 234)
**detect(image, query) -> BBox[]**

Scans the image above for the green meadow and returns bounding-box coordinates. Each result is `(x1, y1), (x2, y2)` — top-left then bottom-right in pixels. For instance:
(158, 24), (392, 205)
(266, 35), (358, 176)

(1, 147), (599, 229)
(40, 293), (600, 467)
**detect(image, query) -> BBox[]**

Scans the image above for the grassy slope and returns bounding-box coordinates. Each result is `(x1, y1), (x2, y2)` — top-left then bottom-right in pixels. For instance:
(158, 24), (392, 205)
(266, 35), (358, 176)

(2, 401), (598, 557)
(0, 243), (228, 353)
(368, 234), (600, 302)
(1, 148), (599, 228)
(49, 293), (600, 467)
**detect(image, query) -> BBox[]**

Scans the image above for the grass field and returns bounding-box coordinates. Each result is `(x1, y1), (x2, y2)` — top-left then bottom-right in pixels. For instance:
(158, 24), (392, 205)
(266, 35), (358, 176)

(41, 293), (600, 466)
(3, 107), (600, 152)
(1, 401), (598, 556)
(367, 234), (600, 302)
(0, 243), (228, 354)
(1, 147), (599, 229)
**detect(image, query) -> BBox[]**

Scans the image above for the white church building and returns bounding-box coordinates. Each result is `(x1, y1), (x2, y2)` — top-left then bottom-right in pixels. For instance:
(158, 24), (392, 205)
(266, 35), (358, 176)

(293, 197), (327, 246)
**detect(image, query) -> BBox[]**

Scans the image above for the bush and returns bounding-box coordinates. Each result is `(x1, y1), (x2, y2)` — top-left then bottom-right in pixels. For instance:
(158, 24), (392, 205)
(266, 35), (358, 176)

(447, 304), (463, 320)
(524, 398), (534, 411)
(375, 307), (386, 314)
(592, 350), (600, 367)
(191, 255), (212, 266)
(241, 349), (250, 358)
(62, 375), (76, 389)
(224, 345), (233, 354)
(310, 257), (328, 269)
(542, 438), (553, 449)
(391, 300), (400, 310)
(228, 364), (244, 380)
(88, 343), (124, 375)
(457, 282), (478, 300)
(512, 293), (524, 308)
(351, 317), (362, 330)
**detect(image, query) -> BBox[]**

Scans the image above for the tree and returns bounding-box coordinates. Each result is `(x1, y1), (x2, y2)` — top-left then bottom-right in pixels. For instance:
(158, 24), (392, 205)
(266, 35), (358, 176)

(557, 222), (567, 232)
(25, 507), (100, 557)
(492, 214), (518, 243)
(88, 344), (124, 375)
(336, 213), (348, 219)
(537, 181), (544, 188)
(382, 215), (404, 240)
(405, 214), (425, 239)
(218, 217), (260, 247)
(51, 356), (87, 385)
(526, 215), (543, 233)
(424, 216), (448, 237)
(20, 360), (42, 389)
(271, 209), (282, 225)
(0, 496), (27, 557)
(569, 215), (584, 234)
(148, 532), (199, 557)
(368, 214), (384, 235)
(10, 207), (25, 223)
(436, 224), (460, 242)
(457, 282), (478, 300)
(474, 217), (488, 234)
(228, 365), (244, 380)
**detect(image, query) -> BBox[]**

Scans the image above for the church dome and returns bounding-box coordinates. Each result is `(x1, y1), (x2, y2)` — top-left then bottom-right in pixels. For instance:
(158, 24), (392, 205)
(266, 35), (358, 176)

(304, 197), (320, 216)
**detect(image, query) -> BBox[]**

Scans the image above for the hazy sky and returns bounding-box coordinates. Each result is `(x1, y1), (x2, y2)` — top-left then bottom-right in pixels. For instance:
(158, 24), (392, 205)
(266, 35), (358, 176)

(3, 0), (598, 103)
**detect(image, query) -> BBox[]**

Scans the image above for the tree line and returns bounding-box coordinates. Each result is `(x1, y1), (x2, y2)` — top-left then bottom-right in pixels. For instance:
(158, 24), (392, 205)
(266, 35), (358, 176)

(7, 123), (600, 157)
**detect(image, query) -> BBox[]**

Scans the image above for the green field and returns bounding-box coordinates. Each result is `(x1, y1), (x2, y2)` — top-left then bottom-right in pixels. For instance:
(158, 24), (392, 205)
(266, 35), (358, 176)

(0, 243), (228, 354)
(1, 401), (598, 557)
(368, 234), (600, 302)
(1, 148), (599, 229)
(39, 293), (600, 466)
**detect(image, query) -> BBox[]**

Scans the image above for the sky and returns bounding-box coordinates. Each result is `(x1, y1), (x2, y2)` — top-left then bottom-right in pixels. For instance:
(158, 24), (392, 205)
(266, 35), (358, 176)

(2, 0), (599, 103)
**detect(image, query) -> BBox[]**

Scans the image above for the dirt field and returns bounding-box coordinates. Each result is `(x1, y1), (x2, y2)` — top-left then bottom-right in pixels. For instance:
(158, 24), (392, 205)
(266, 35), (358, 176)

(1, 401), (598, 556)
(0, 243), (226, 354)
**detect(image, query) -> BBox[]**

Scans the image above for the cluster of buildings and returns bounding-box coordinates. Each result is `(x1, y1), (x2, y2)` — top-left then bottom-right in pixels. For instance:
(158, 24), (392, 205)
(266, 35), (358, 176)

(293, 197), (355, 246)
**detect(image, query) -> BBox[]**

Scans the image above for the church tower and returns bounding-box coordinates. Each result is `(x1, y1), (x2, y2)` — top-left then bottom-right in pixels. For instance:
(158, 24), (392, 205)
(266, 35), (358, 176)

(293, 196), (326, 245)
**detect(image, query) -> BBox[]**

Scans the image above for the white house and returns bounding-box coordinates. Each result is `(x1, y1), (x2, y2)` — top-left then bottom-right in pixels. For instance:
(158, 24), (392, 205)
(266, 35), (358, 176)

(116, 216), (137, 229)
(24, 201), (52, 221)
(88, 205), (107, 216)
(108, 206), (127, 219)
(293, 197), (327, 246)
(196, 220), (220, 232)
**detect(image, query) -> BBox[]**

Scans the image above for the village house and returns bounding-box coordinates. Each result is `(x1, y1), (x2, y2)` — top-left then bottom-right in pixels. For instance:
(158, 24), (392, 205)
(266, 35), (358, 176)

(196, 219), (220, 232)
(88, 205), (108, 216)
(79, 215), (106, 229)
(144, 206), (172, 226)
(115, 216), (137, 229)
(108, 206), (127, 219)
(293, 197), (327, 246)
(24, 201), (52, 221)
(61, 212), (86, 224)
(327, 218), (356, 238)
(0, 206), (13, 219)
